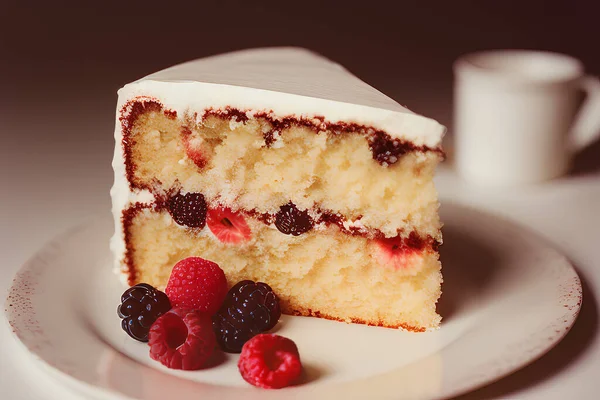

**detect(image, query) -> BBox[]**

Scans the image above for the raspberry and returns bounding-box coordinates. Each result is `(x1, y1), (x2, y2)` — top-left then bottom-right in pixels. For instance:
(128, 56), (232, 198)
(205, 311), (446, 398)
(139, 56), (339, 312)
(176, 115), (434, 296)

(206, 207), (252, 244)
(165, 257), (228, 315)
(238, 334), (302, 389)
(212, 280), (281, 353)
(167, 192), (207, 228)
(274, 202), (313, 236)
(117, 283), (171, 342)
(148, 308), (216, 370)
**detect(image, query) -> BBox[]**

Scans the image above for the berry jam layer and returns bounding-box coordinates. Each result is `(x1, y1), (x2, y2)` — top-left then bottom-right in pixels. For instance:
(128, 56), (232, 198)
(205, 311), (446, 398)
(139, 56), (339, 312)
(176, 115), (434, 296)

(125, 206), (442, 331)
(155, 190), (440, 243)
(121, 98), (443, 239)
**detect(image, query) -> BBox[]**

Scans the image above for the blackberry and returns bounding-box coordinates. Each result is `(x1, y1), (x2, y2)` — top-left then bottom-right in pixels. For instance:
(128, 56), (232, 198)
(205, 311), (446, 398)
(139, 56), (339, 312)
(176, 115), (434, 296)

(274, 202), (313, 236)
(167, 192), (207, 228)
(117, 283), (171, 342)
(367, 130), (411, 166)
(212, 280), (281, 353)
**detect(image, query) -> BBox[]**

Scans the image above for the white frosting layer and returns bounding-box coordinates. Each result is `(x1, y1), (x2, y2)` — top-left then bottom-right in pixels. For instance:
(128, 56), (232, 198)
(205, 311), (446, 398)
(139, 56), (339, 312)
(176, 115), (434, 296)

(110, 47), (446, 275)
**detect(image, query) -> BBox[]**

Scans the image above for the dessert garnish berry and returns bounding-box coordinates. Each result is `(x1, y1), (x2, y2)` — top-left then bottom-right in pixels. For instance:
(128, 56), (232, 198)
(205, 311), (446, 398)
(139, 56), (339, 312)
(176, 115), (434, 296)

(167, 192), (207, 228)
(213, 280), (281, 353)
(206, 207), (252, 243)
(149, 308), (216, 370)
(165, 257), (228, 315)
(238, 334), (302, 389)
(117, 283), (171, 342)
(274, 202), (313, 236)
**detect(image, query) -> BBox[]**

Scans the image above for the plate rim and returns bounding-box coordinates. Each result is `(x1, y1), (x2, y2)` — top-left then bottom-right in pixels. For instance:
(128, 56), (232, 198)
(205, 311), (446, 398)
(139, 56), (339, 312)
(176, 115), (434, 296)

(3, 203), (583, 400)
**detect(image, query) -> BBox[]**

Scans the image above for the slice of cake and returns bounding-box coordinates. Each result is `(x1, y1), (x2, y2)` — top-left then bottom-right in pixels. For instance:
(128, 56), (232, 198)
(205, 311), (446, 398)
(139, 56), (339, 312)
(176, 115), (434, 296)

(111, 47), (446, 331)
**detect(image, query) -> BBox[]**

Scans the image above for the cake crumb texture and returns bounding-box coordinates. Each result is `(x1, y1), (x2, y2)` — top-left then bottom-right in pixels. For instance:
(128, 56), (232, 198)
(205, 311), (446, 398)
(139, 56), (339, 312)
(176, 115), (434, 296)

(116, 97), (445, 331)
(126, 208), (442, 330)
(126, 106), (442, 239)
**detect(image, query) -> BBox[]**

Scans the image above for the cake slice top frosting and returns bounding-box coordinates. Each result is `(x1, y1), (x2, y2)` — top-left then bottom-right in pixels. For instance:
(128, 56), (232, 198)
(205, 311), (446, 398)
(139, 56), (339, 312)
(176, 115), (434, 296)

(140, 47), (411, 113)
(119, 47), (446, 147)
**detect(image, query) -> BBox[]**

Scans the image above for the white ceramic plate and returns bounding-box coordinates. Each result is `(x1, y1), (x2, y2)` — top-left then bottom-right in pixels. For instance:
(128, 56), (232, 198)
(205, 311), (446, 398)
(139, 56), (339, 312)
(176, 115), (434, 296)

(4, 203), (582, 400)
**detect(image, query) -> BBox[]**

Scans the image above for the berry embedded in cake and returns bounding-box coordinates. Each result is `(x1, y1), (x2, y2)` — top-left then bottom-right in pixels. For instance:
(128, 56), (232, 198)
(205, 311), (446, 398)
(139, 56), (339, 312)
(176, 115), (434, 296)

(110, 47), (446, 332)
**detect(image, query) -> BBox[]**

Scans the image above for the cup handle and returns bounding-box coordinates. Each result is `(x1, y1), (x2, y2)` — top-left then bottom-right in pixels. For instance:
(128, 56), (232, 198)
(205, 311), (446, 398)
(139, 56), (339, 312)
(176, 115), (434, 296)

(570, 75), (600, 152)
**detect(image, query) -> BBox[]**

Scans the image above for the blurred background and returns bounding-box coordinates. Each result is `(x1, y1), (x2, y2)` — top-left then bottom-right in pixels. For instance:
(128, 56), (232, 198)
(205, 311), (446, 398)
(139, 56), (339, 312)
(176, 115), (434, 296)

(1, 0), (599, 250)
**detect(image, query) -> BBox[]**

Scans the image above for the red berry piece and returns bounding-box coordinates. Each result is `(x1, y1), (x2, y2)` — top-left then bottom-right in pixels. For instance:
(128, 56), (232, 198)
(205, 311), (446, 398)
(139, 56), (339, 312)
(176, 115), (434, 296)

(372, 234), (423, 270)
(181, 127), (209, 169)
(274, 202), (313, 236)
(238, 334), (302, 389)
(167, 192), (207, 228)
(117, 283), (171, 342)
(165, 257), (228, 315)
(206, 207), (252, 244)
(149, 308), (216, 370)
(213, 280), (281, 353)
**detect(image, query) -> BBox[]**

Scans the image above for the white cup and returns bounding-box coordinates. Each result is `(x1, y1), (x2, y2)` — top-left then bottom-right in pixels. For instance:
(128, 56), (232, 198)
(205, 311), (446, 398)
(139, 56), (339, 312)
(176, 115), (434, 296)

(453, 50), (600, 185)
